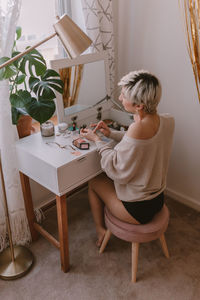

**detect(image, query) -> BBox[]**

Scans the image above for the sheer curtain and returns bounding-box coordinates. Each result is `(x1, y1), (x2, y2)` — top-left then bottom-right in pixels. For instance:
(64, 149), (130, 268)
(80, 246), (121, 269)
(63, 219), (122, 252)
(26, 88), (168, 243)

(81, 0), (115, 98)
(56, 0), (71, 16)
(0, 0), (31, 251)
(55, 0), (72, 58)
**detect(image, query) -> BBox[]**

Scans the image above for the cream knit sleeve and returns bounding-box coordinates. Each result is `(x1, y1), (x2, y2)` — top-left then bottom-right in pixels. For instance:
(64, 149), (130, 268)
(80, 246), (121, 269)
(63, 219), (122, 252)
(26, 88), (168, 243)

(96, 135), (142, 184)
(109, 130), (126, 142)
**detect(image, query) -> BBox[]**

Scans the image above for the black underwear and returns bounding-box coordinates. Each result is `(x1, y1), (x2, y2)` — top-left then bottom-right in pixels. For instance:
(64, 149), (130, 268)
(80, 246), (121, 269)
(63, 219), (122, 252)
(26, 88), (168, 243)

(121, 192), (164, 224)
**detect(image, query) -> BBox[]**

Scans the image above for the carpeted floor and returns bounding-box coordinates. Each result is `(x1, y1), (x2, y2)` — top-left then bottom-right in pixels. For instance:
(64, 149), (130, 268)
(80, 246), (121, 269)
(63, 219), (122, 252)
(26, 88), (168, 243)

(1, 189), (200, 300)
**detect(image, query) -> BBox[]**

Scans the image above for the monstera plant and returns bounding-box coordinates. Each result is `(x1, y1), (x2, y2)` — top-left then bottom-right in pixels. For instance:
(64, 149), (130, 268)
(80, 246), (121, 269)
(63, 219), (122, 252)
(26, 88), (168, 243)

(0, 27), (63, 125)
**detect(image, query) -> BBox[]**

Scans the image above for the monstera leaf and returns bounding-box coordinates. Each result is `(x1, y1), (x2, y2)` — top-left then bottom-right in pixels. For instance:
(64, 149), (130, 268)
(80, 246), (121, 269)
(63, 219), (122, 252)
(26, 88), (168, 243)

(10, 90), (56, 124)
(12, 51), (23, 69)
(16, 26), (22, 41)
(29, 69), (64, 99)
(25, 98), (56, 124)
(0, 26), (63, 126)
(12, 26), (22, 51)
(10, 90), (32, 108)
(0, 57), (18, 80)
(11, 107), (27, 125)
(15, 74), (26, 85)
(19, 48), (47, 76)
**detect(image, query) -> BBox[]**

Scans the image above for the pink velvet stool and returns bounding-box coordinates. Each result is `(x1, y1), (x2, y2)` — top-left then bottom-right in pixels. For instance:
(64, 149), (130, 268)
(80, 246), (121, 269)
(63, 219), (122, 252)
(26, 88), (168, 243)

(99, 204), (170, 282)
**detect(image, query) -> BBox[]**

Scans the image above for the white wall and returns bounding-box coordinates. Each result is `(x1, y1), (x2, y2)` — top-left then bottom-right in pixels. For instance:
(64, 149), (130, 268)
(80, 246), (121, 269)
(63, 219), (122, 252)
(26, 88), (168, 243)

(27, 0), (200, 210)
(117, 0), (200, 210)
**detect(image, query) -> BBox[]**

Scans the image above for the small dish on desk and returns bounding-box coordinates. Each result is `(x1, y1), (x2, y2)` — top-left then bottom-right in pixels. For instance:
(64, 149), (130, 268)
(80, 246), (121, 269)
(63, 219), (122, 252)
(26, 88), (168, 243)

(58, 122), (68, 133)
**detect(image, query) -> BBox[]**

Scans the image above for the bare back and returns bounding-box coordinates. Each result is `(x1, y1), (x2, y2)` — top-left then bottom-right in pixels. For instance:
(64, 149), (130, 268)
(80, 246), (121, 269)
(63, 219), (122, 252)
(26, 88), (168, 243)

(126, 114), (160, 140)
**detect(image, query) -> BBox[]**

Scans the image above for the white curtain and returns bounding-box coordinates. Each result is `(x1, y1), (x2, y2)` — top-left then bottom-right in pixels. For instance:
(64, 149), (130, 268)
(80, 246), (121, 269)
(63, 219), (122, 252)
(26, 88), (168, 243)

(55, 0), (72, 58)
(81, 0), (115, 98)
(55, 0), (71, 17)
(0, 0), (31, 251)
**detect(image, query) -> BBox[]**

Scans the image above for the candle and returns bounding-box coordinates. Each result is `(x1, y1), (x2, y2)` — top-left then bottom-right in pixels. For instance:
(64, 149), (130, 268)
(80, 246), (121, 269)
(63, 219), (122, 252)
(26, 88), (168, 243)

(40, 121), (55, 137)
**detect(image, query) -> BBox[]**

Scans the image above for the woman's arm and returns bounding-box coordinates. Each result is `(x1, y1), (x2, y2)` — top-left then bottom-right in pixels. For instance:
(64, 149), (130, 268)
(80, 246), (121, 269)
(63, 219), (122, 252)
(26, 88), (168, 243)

(96, 137), (141, 184)
(80, 125), (139, 184)
(109, 130), (126, 142)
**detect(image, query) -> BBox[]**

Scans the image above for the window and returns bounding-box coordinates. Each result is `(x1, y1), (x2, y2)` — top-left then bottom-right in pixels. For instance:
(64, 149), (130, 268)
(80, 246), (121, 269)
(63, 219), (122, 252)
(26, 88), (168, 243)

(70, 0), (86, 32)
(17, 0), (59, 66)
(56, 0), (85, 31)
(16, 0), (88, 64)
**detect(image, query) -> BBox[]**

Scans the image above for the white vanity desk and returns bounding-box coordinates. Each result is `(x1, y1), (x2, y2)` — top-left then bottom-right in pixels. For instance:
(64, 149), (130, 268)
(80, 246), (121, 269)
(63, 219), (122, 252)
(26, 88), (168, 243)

(16, 128), (104, 273)
(17, 130), (103, 196)
(16, 52), (132, 272)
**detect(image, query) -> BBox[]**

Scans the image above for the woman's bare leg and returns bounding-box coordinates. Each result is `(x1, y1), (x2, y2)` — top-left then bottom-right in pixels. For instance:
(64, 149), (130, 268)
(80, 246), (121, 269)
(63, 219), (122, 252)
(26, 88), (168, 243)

(88, 173), (140, 246)
(88, 183), (106, 246)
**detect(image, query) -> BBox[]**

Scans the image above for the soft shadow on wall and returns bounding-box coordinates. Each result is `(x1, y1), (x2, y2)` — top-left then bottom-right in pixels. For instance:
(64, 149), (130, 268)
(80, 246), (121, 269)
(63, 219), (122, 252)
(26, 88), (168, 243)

(117, 0), (200, 210)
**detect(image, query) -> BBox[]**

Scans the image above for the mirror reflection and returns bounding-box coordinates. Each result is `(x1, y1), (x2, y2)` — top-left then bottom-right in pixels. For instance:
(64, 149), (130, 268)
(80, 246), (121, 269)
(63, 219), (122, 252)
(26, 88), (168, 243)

(58, 60), (107, 116)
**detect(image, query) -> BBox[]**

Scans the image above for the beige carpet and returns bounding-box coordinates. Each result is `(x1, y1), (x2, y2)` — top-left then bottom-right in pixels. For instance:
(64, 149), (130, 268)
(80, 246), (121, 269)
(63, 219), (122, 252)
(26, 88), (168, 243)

(1, 190), (200, 300)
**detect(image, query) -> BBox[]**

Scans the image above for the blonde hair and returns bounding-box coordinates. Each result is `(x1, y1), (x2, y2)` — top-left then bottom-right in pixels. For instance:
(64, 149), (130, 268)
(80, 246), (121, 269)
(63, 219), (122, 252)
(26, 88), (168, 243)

(118, 70), (162, 114)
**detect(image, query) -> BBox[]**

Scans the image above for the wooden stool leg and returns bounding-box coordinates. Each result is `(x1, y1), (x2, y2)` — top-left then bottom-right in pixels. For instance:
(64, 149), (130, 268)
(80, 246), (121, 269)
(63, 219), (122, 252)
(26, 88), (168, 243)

(132, 242), (139, 283)
(56, 194), (70, 272)
(159, 233), (169, 258)
(99, 230), (111, 254)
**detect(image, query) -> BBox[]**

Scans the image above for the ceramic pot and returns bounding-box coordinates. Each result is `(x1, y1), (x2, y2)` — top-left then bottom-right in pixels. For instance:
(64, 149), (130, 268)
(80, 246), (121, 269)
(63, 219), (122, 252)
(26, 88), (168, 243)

(17, 115), (34, 138)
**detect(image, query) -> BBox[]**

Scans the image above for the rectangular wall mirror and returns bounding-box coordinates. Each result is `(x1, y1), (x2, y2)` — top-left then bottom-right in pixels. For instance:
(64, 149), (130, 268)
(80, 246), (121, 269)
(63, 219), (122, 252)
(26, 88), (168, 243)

(50, 51), (111, 124)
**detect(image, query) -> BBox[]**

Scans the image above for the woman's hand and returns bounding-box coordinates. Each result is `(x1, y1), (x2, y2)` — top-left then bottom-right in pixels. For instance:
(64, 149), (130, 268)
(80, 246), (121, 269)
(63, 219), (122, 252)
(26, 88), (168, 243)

(91, 121), (111, 137)
(80, 128), (101, 142)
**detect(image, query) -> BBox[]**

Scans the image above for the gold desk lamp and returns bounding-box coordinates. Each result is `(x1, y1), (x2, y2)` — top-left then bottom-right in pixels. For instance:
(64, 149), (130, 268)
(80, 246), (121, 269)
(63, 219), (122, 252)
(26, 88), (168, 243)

(0, 14), (92, 280)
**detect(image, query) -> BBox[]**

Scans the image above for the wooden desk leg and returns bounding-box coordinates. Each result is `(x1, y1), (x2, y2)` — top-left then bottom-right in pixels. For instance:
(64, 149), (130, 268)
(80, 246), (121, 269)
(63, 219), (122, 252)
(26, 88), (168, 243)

(19, 172), (39, 241)
(56, 194), (70, 272)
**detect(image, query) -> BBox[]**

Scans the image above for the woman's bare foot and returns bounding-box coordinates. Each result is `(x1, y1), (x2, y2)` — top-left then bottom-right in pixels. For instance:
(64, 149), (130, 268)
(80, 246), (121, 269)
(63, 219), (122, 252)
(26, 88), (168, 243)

(96, 228), (106, 248)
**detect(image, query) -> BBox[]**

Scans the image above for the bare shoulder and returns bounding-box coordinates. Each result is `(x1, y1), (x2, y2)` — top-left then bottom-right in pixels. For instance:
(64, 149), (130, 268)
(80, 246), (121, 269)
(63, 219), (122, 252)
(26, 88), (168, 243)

(126, 115), (160, 140)
(126, 122), (144, 139)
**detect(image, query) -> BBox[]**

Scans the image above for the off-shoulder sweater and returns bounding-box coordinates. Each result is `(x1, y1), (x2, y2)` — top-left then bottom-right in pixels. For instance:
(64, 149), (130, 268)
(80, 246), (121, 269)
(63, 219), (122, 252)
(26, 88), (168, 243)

(95, 114), (175, 202)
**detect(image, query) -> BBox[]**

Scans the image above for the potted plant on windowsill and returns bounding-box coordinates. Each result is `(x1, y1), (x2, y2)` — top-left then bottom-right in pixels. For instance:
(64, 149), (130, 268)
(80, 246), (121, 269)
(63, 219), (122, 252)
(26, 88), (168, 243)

(0, 27), (63, 138)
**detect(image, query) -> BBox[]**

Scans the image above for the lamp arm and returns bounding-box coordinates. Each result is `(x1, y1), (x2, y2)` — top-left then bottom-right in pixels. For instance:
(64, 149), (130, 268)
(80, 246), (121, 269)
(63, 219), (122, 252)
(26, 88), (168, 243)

(0, 32), (57, 70)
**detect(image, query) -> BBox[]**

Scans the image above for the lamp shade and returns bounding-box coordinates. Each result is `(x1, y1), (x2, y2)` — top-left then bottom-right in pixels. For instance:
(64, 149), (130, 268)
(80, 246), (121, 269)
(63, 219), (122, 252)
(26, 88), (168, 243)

(54, 14), (92, 58)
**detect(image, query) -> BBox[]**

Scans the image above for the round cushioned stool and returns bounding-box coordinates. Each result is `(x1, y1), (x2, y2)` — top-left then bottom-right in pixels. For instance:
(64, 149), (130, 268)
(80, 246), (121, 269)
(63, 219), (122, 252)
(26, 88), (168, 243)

(99, 204), (170, 282)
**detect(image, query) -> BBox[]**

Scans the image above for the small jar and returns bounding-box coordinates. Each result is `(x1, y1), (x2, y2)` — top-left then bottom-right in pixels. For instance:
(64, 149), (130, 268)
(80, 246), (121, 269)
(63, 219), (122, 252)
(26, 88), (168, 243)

(58, 122), (68, 133)
(40, 121), (55, 137)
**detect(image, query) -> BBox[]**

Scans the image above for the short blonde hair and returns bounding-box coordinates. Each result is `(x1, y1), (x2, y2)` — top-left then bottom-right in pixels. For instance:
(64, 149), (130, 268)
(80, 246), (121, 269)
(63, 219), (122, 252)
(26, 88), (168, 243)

(118, 70), (162, 114)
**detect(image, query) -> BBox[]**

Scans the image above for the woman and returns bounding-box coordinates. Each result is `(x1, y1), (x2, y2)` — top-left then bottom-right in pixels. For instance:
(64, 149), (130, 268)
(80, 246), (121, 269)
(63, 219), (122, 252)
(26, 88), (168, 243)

(80, 70), (175, 247)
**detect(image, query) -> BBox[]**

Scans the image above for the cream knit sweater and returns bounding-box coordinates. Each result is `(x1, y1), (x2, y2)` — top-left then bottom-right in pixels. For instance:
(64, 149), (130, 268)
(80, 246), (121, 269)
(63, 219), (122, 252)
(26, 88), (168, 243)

(95, 114), (175, 202)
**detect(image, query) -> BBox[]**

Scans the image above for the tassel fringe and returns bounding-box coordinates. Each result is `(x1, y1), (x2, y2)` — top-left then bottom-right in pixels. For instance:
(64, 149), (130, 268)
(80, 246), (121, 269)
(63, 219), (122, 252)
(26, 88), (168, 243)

(0, 208), (44, 252)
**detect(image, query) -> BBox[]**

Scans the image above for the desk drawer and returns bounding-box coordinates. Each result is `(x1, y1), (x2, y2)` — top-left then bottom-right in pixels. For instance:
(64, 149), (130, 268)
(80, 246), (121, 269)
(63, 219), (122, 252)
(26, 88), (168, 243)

(57, 151), (101, 195)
